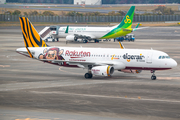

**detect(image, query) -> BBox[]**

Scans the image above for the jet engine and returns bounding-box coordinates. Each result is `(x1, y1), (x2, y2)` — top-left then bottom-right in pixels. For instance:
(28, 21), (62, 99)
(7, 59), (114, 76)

(119, 69), (142, 74)
(91, 65), (114, 76)
(66, 35), (76, 41)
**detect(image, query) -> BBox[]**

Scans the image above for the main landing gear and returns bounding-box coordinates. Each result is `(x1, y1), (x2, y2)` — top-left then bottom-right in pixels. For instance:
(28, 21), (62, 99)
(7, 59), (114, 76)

(94, 39), (99, 43)
(151, 70), (156, 80)
(84, 65), (93, 79)
(84, 73), (93, 79)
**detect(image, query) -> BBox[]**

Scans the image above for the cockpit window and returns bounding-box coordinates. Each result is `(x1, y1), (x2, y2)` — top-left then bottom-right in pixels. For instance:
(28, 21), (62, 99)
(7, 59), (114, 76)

(158, 56), (170, 59)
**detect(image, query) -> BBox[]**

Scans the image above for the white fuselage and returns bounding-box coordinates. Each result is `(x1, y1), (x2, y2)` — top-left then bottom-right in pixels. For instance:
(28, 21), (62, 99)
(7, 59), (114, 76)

(17, 47), (177, 71)
(56, 26), (114, 39)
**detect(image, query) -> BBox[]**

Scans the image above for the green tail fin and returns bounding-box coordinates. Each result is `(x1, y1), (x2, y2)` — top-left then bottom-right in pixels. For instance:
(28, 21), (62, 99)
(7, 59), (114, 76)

(117, 6), (135, 29)
(65, 25), (69, 33)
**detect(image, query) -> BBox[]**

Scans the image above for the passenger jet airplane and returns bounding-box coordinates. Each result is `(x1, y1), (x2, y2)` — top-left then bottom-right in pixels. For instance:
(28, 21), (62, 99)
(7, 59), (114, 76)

(17, 17), (177, 80)
(45, 6), (140, 43)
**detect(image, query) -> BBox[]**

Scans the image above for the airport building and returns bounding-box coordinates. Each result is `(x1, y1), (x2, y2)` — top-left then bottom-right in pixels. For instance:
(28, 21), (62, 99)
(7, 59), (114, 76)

(6, 0), (74, 4)
(6, 0), (102, 5)
(74, 0), (101, 5)
(5, 0), (180, 4)
(0, 0), (6, 4)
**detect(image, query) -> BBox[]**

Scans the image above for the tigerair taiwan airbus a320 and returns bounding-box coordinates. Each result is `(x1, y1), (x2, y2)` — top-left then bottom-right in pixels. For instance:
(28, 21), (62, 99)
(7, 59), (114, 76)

(17, 17), (177, 80)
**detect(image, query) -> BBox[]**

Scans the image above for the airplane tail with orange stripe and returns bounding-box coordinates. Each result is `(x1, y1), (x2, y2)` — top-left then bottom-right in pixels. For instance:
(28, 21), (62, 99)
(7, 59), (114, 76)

(19, 17), (48, 58)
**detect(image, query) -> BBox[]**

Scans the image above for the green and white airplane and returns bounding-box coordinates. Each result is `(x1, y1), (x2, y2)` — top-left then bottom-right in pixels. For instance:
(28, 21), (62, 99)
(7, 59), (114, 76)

(48, 6), (140, 43)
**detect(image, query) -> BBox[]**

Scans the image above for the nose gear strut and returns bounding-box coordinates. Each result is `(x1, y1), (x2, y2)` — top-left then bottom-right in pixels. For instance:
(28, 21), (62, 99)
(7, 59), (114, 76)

(151, 70), (156, 80)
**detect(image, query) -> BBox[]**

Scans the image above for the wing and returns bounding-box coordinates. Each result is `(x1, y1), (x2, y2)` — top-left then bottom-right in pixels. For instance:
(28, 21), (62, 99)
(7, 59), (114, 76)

(39, 59), (125, 69)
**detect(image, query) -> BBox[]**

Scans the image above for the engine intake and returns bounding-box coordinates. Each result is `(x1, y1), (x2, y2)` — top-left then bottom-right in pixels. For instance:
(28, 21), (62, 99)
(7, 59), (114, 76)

(91, 65), (114, 76)
(66, 35), (76, 41)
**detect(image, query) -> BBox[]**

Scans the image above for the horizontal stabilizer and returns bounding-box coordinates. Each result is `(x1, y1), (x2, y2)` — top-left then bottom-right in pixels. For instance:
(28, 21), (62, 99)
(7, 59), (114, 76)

(133, 27), (149, 32)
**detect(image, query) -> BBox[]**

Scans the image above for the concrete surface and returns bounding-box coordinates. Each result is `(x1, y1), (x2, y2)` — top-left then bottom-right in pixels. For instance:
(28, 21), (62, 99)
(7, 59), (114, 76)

(0, 26), (180, 120)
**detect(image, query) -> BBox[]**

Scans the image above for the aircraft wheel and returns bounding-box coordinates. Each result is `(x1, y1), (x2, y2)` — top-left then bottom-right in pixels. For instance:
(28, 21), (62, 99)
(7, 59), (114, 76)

(46, 39), (48, 42)
(74, 37), (77, 41)
(84, 73), (92, 79)
(52, 39), (55, 42)
(89, 74), (93, 78)
(151, 75), (156, 80)
(83, 40), (88, 43)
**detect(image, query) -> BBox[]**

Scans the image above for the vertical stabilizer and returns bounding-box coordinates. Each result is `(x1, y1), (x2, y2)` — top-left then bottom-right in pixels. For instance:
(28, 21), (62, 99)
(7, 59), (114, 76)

(19, 17), (48, 58)
(65, 25), (69, 33)
(117, 6), (135, 29)
(19, 17), (48, 48)
(101, 6), (135, 39)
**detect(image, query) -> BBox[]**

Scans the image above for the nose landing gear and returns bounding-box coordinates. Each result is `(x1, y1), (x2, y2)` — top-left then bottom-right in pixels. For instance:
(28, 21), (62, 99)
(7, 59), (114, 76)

(151, 70), (156, 80)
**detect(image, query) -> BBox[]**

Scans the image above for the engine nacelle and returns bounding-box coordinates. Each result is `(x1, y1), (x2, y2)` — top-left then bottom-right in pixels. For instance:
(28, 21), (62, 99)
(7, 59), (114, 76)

(91, 65), (114, 76)
(119, 69), (142, 74)
(66, 35), (76, 41)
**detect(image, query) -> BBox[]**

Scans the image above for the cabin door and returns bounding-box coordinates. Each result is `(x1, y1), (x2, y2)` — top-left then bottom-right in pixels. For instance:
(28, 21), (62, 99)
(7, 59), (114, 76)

(146, 52), (153, 64)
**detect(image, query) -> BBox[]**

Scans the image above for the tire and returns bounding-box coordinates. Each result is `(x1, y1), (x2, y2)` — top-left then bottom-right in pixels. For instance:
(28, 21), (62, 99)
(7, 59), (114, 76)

(151, 75), (156, 80)
(84, 73), (93, 79)
(52, 39), (55, 42)
(84, 73), (90, 79)
(83, 40), (88, 43)
(89, 74), (93, 78)
(74, 37), (77, 41)
(46, 39), (48, 42)
(95, 39), (99, 43)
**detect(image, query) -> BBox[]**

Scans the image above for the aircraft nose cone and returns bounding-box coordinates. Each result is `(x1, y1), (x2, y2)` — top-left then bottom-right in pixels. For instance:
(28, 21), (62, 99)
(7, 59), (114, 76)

(171, 59), (177, 68)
